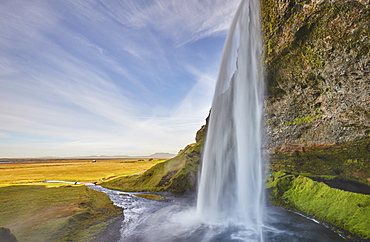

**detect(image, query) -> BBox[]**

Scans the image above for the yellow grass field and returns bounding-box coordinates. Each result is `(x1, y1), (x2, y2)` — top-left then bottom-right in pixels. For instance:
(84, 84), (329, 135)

(0, 158), (167, 241)
(0, 158), (166, 186)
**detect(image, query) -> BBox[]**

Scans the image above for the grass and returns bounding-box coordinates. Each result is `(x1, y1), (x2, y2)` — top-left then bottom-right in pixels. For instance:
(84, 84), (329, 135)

(0, 159), (166, 185)
(0, 158), (166, 241)
(100, 142), (202, 193)
(101, 156), (186, 192)
(134, 193), (166, 201)
(0, 185), (122, 241)
(268, 173), (370, 240)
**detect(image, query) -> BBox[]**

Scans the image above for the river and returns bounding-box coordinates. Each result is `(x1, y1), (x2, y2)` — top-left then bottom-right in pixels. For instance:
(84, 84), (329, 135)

(87, 184), (346, 242)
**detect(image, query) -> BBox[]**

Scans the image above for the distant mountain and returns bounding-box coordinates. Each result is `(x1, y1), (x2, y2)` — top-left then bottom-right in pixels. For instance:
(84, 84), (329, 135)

(0, 153), (176, 161)
(85, 153), (176, 159)
(147, 153), (176, 159)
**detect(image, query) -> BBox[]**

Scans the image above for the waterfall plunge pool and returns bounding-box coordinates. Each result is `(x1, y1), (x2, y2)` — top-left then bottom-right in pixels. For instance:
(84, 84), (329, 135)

(87, 184), (345, 242)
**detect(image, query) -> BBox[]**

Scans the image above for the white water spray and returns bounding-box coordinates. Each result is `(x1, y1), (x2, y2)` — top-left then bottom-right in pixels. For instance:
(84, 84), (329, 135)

(197, 0), (264, 240)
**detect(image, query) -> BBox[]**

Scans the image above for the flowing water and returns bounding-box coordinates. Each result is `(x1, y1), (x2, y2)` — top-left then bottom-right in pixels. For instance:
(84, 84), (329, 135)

(88, 184), (345, 241)
(88, 0), (346, 241)
(197, 0), (264, 239)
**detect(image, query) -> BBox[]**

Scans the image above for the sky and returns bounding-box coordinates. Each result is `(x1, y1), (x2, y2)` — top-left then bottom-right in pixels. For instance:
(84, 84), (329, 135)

(0, 0), (241, 158)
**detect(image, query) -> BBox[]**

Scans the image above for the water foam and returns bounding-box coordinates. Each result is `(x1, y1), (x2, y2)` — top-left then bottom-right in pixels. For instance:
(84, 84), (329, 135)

(196, 0), (265, 240)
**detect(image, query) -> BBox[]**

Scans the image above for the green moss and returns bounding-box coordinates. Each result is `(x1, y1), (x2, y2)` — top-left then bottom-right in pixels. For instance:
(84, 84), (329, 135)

(134, 193), (166, 201)
(101, 140), (203, 193)
(283, 108), (323, 125)
(290, 172), (337, 180)
(268, 174), (370, 239)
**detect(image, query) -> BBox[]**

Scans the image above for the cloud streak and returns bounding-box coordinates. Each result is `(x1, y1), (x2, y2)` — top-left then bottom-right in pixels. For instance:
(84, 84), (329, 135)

(0, 0), (240, 157)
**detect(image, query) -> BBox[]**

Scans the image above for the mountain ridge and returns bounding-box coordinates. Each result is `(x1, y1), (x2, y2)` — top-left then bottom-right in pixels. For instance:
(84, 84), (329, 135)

(0, 152), (176, 161)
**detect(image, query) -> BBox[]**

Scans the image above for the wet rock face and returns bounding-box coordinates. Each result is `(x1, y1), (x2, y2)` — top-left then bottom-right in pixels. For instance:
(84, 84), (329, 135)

(262, 0), (369, 148)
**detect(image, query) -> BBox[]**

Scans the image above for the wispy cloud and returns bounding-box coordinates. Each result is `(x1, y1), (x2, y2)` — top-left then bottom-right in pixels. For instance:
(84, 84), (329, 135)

(0, 0), (240, 157)
(99, 0), (240, 46)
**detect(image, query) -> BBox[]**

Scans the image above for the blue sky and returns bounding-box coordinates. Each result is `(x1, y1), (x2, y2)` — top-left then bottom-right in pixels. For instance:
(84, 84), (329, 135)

(0, 0), (240, 158)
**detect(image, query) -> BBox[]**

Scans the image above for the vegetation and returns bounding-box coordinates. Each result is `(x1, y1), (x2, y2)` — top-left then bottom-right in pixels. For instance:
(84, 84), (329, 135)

(0, 159), (165, 186)
(134, 193), (166, 201)
(283, 107), (323, 125)
(0, 158), (166, 241)
(261, 1), (370, 239)
(0, 185), (121, 241)
(267, 172), (370, 240)
(100, 142), (202, 193)
(100, 124), (207, 193)
(1, 0), (367, 240)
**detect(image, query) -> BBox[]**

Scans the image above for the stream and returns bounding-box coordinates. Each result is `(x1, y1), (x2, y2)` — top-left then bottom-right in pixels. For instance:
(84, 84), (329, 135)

(86, 184), (346, 242)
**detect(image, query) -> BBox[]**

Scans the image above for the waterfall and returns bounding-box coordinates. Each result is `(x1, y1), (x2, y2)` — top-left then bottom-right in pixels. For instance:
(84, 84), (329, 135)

(196, 0), (265, 240)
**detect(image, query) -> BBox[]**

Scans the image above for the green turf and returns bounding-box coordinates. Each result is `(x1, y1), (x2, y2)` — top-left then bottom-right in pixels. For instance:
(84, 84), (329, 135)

(268, 173), (370, 239)
(0, 185), (122, 241)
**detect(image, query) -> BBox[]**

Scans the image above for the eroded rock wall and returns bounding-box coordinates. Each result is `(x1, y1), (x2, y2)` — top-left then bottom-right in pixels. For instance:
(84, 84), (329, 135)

(262, 0), (370, 181)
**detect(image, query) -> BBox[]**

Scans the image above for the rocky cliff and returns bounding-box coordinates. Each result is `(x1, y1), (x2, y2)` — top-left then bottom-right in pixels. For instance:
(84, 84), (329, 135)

(262, 0), (370, 182)
(262, 0), (370, 239)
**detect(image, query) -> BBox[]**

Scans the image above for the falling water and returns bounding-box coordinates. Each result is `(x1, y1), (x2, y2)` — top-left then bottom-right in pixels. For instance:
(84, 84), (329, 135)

(85, 1), (347, 241)
(197, 0), (265, 240)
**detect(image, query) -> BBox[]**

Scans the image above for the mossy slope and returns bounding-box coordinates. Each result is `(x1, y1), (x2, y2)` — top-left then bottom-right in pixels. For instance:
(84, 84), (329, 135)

(268, 172), (370, 240)
(0, 185), (122, 242)
(101, 124), (207, 193)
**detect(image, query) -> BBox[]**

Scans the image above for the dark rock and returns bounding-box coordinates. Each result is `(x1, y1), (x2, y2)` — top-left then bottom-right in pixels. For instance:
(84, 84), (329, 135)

(0, 227), (18, 242)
